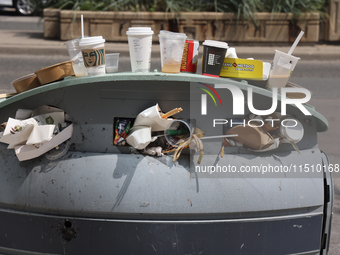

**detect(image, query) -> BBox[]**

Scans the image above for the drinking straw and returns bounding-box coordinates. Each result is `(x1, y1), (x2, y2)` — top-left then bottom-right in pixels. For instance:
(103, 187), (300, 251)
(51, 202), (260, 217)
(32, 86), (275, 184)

(287, 31), (304, 55)
(200, 134), (238, 140)
(81, 15), (84, 39)
(161, 108), (183, 119)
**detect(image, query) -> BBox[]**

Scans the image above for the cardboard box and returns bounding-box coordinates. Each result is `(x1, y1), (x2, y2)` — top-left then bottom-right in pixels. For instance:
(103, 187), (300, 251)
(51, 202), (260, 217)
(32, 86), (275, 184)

(220, 58), (270, 80)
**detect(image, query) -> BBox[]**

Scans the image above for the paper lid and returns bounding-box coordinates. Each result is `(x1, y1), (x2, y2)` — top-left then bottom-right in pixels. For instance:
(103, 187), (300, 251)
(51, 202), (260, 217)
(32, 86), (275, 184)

(79, 36), (105, 47)
(203, 40), (229, 49)
(126, 27), (154, 35)
(280, 119), (304, 143)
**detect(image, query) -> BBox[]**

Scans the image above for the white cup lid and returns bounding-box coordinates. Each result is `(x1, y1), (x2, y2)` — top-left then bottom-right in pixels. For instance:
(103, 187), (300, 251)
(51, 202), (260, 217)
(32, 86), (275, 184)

(79, 36), (105, 47)
(280, 119), (304, 143)
(126, 27), (154, 35)
(203, 40), (229, 49)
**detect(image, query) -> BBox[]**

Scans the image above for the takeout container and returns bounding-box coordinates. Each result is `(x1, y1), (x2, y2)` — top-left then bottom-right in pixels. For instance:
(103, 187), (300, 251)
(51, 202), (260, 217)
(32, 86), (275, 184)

(34, 61), (75, 85)
(226, 125), (274, 150)
(11, 73), (41, 93)
(285, 82), (312, 99)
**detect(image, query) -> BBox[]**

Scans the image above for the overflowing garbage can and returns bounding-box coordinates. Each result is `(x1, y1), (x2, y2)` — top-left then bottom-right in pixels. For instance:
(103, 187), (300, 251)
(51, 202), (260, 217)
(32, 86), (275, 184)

(0, 72), (333, 255)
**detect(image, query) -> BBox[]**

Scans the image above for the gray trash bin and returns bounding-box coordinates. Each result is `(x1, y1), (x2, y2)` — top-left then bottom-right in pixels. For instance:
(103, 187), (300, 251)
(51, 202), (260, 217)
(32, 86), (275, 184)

(0, 73), (333, 255)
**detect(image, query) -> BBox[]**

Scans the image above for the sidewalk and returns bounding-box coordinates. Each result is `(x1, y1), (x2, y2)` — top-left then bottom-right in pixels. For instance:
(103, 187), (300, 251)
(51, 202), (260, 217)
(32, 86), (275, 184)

(1, 29), (340, 60)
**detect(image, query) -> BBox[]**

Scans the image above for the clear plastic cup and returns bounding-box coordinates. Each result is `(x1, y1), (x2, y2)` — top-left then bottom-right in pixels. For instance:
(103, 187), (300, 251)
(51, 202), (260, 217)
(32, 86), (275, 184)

(65, 37), (88, 77)
(158, 31), (187, 73)
(79, 36), (106, 76)
(266, 50), (300, 90)
(164, 119), (193, 147)
(105, 53), (120, 73)
(202, 40), (229, 77)
(126, 27), (154, 73)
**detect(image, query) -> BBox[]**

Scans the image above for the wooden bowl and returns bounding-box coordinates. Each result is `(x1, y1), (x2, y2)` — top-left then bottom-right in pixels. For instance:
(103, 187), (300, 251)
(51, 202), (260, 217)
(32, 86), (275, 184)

(34, 61), (75, 85)
(11, 73), (41, 93)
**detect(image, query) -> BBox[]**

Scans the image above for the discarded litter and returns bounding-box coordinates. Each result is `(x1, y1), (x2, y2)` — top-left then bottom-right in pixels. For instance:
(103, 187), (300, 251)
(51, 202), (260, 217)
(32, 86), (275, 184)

(0, 105), (73, 161)
(221, 113), (305, 156)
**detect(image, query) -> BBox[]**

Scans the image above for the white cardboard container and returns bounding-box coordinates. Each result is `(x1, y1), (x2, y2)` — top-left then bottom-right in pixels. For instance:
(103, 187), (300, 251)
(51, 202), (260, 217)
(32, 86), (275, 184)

(14, 124), (73, 161)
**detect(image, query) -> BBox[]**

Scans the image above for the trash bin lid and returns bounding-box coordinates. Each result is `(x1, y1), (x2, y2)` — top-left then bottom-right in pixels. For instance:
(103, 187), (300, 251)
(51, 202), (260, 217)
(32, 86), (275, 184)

(0, 72), (328, 132)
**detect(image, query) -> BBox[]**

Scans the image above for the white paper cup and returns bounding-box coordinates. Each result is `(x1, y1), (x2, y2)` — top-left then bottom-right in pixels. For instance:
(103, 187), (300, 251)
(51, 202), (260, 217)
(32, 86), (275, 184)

(266, 50), (300, 90)
(105, 53), (120, 73)
(65, 37), (88, 77)
(279, 119), (304, 143)
(126, 126), (156, 150)
(126, 27), (154, 73)
(79, 36), (106, 76)
(158, 31), (187, 73)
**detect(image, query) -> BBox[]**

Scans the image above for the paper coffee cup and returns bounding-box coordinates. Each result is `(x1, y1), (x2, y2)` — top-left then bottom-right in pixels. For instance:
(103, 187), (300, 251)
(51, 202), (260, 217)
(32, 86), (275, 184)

(158, 31), (187, 73)
(126, 27), (154, 73)
(279, 119), (304, 143)
(126, 126), (157, 150)
(266, 50), (300, 90)
(79, 36), (106, 76)
(202, 40), (229, 77)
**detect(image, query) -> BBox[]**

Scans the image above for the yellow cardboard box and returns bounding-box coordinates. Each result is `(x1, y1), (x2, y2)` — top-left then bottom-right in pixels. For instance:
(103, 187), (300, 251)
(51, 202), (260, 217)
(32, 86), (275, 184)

(220, 58), (264, 80)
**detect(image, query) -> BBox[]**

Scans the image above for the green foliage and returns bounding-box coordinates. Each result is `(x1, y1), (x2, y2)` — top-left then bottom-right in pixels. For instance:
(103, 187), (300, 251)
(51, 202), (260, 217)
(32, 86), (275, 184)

(44, 0), (327, 21)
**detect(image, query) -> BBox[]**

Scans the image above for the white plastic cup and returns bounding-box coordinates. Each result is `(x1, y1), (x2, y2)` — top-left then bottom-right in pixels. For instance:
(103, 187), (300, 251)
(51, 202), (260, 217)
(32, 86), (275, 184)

(266, 50), (300, 90)
(79, 36), (106, 76)
(105, 53), (120, 73)
(126, 27), (154, 73)
(279, 119), (304, 143)
(158, 30), (187, 73)
(202, 40), (229, 77)
(65, 37), (88, 77)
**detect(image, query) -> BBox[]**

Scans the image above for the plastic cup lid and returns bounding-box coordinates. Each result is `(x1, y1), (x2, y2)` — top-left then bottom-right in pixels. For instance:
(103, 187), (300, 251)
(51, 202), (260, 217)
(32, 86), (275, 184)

(158, 30), (187, 39)
(280, 119), (304, 143)
(274, 50), (301, 60)
(203, 40), (229, 49)
(79, 36), (105, 47)
(126, 27), (154, 35)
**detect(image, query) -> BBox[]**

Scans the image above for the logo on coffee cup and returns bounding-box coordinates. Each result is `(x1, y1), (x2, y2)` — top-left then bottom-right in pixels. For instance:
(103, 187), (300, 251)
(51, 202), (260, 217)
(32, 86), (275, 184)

(82, 47), (105, 67)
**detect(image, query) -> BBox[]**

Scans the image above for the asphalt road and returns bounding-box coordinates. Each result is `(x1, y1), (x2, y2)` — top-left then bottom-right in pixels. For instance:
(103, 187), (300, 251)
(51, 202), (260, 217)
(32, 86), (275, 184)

(0, 12), (340, 255)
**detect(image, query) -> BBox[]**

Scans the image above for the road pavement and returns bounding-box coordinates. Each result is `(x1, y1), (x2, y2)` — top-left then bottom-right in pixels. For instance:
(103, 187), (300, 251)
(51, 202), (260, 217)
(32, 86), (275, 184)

(0, 13), (340, 254)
